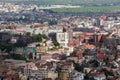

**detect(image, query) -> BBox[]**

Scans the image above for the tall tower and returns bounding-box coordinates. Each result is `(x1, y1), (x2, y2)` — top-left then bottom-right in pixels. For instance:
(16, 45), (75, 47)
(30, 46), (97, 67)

(68, 26), (73, 41)
(68, 26), (73, 47)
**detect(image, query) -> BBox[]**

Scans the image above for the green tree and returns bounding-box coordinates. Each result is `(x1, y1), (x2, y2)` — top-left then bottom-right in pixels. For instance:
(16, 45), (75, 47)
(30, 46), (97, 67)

(0, 42), (13, 52)
(26, 32), (31, 36)
(31, 34), (42, 42)
(14, 39), (27, 47)
(102, 68), (114, 77)
(74, 63), (84, 72)
(42, 34), (47, 39)
(5, 54), (11, 59)
(5, 54), (26, 60)
(11, 54), (26, 60)
(28, 53), (33, 59)
(27, 34), (47, 44)
(52, 39), (60, 47)
(56, 66), (62, 79)
(36, 44), (40, 47)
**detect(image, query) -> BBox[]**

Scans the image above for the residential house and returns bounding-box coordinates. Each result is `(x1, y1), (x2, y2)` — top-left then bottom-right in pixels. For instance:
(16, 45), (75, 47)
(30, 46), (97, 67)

(70, 71), (85, 80)
(48, 26), (63, 34)
(94, 72), (106, 80)
(3, 59), (26, 69)
(24, 62), (58, 80)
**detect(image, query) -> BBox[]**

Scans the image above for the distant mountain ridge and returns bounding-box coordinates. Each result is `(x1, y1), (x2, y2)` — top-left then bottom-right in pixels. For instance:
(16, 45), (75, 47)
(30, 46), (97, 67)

(0, 0), (120, 6)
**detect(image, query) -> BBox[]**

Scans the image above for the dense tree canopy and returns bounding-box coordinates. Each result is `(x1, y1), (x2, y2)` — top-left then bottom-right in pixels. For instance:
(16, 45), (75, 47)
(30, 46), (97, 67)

(0, 42), (13, 52)
(5, 54), (26, 60)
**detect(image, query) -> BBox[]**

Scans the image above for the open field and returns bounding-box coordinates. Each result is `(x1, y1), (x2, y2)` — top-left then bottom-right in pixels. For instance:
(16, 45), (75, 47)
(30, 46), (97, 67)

(50, 6), (120, 12)
(0, 0), (120, 5)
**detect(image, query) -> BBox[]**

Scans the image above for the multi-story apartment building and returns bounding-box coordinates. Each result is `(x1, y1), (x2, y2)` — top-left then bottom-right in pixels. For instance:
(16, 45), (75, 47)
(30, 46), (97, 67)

(56, 32), (69, 47)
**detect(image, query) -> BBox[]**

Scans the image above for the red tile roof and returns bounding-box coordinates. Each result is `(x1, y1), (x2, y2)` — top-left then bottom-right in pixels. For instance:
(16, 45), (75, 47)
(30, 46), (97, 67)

(84, 44), (95, 49)
(97, 53), (106, 59)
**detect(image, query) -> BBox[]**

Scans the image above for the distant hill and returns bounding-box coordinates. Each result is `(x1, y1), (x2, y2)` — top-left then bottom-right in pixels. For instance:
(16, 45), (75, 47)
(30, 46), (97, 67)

(0, 0), (120, 6)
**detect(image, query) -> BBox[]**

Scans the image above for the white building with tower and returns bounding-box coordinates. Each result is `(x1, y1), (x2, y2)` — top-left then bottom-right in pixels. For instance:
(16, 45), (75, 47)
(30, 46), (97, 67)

(56, 32), (69, 47)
